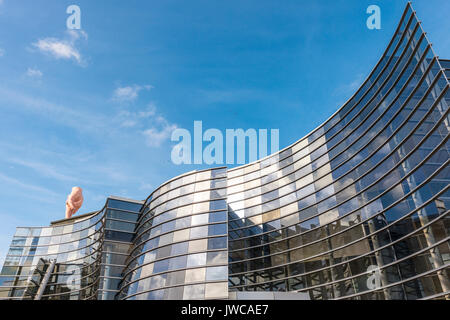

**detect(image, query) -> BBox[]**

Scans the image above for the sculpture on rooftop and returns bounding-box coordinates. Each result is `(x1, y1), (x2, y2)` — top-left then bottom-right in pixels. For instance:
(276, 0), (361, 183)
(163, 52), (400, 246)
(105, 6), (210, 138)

(65, 187), (84, 219)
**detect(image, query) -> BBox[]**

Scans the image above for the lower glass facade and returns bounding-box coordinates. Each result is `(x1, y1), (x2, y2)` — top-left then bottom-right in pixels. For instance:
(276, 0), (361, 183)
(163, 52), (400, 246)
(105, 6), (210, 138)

(0, 3), (448, 300)
(0, 196), (143, 300)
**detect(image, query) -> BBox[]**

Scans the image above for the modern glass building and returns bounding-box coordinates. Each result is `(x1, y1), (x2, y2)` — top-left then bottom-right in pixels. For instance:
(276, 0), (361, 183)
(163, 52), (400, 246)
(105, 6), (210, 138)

(0, 3), (449, 300)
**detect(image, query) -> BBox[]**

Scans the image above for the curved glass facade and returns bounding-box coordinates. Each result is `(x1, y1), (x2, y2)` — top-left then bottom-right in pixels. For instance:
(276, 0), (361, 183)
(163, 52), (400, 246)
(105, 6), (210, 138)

(117, 167), (229, 300)
(226, 4), (450, 300)
(0, 209), (104, 300)
(0, 3), (448, 300)
(0, 196), (143, 300)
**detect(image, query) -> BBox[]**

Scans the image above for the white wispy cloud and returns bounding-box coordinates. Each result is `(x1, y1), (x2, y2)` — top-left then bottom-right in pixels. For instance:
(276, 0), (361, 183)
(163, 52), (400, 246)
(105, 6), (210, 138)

(142, 121), (177, 147)
(32, 30), (87, 65)
(0, 86), (107, 134)
(34, 38), (81, 62)
(115, 101), (177, 147)
(26, 67), (43, 78)
(112, 84), (153, 103)
(0, 171), (60, 199)
(137, 104), (157, 118)
(0, 85), (177, 149)
(67, 29), (88, 41)
(120, 119), (138, 128)
(0, 48), (4, 57)
(6, 157), (75, 182)
(143, 125), (177, 147)
(0, 141), (133, 188)
(116, 103), (156, 128)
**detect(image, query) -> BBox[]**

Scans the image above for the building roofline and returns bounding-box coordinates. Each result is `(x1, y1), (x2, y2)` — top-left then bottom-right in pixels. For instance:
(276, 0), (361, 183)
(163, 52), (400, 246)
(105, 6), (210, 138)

(50, 210), (99, 226)
(107, 195), (145, 205)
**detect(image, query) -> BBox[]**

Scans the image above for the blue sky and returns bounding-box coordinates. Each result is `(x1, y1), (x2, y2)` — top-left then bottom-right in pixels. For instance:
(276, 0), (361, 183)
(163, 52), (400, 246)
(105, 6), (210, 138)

(0, 0), (449, 263)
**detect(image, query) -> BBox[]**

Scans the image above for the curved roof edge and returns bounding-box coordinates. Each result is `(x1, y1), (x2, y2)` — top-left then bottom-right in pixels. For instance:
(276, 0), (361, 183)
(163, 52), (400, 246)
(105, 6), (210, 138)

(228, 2), (415, 172)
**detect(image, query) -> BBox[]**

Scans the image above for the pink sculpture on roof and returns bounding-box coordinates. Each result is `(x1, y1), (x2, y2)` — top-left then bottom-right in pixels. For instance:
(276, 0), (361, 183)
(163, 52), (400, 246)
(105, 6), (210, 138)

(65, 187), (84, 219)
